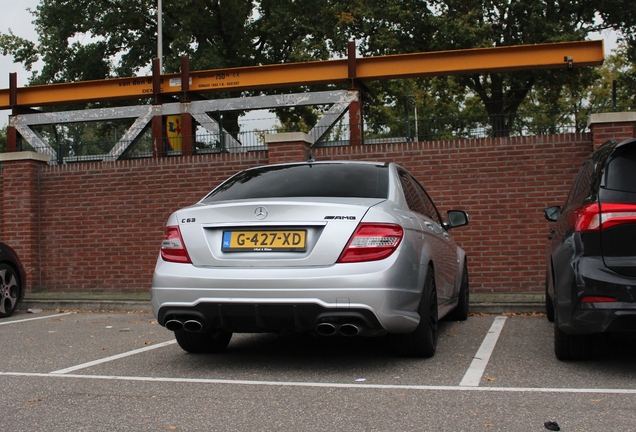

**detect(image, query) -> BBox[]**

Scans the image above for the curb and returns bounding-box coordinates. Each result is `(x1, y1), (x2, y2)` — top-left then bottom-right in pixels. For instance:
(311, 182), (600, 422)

(19, 299), (152, 313)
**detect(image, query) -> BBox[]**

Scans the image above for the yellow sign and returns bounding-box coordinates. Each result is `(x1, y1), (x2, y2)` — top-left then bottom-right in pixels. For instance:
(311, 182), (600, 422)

(166, 115), (182, 151)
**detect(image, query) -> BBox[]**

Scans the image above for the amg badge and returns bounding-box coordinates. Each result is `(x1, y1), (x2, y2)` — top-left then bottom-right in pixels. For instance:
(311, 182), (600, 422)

(324, 216), (356, 220)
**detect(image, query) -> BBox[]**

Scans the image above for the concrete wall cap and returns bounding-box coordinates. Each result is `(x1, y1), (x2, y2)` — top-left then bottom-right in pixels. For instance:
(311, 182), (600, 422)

(0, 151), (52, 163)
(587, 112), (636, 127)
(264, 132), (314, 145)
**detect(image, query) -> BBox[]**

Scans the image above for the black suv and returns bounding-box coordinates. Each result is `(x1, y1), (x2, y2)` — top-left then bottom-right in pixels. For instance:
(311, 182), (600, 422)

(544, 137), (636, 360)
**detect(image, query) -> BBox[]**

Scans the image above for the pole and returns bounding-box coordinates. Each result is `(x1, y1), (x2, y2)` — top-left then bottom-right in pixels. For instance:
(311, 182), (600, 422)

(157, 0), (163, 73)
(414, 105), (418, 143)
(403, 96), (411, 141)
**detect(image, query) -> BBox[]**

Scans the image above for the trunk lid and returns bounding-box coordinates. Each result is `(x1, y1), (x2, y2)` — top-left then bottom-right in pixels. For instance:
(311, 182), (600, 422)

(176, 197), (385, 267)
(600, 142), (636, 276)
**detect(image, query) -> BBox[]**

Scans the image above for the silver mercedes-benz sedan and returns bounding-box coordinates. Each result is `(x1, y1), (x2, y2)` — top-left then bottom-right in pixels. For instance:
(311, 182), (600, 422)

(151, 161), (469, 357)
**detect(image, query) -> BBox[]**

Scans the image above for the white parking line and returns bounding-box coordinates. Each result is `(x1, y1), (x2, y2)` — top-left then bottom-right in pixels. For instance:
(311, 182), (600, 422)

(460, 315), (507, 387)
(50, 340), (177, 374)
(2, 371), (636, 395)
(0, 312), (75, 326)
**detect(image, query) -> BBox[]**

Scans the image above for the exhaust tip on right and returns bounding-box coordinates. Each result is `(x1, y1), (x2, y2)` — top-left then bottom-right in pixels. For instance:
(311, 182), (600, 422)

(339, 323), (360, 337)
(183, 320), (204, 332)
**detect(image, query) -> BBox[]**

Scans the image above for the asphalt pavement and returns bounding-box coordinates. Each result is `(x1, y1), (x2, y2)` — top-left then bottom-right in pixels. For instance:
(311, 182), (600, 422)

(19, 291), (545, 314)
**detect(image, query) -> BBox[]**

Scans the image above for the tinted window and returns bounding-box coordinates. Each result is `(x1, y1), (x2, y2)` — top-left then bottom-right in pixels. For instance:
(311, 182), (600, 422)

(398, 171), (442, 224)
(398, 171), (419, 212)
(202, 163), (389, 202)
(563, 162), (594, 210)
(605, 146), (636, 193)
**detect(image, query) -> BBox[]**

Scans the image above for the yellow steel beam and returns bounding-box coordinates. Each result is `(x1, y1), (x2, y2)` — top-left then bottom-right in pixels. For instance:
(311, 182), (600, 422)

(0, 40), (603, 110)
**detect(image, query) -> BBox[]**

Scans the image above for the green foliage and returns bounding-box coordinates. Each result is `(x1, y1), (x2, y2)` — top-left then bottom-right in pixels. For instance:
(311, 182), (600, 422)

(0, 126), (6, 153)
(1, 0), (635, 146)
(597, 0), (636, 61)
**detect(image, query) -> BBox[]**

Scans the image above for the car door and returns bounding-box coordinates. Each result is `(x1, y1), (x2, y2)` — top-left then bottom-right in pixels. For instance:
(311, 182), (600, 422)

(398, 170), (458, 304)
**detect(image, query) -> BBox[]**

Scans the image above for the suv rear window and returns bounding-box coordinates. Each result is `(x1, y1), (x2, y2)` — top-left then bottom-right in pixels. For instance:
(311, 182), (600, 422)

(202, 163), (389, 202)
(605, 146), (636, 193)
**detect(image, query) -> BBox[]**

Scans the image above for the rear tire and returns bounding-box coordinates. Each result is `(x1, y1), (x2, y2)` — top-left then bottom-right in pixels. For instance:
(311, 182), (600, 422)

(446, 262), (469, 321)
(390, 267), (439, 358)
(545, 270), (555, 323)
(554, 315), (593, 361)
(174, 329), (232, 354)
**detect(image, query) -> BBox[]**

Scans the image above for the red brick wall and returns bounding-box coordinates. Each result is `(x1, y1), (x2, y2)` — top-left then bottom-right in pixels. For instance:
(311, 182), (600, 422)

(2, 134), (593, 294)
(36, 152), (267, 292)
(590, 122), (636, 149)
(1, 159), (43, 289)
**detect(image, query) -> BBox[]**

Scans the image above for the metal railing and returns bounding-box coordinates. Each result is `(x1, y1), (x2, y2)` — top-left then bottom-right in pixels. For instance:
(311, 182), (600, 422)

(12, 107), (635, 163)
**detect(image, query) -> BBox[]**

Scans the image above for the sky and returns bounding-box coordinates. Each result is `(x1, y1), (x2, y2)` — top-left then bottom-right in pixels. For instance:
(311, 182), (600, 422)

(0, 1), (620, 128)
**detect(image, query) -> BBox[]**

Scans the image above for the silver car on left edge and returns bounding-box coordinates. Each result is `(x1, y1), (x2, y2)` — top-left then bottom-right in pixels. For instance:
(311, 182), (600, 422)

(151, 161), (469, 357)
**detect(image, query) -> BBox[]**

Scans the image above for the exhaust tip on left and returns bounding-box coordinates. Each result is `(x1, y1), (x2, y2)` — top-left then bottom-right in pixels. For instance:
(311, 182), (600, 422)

(165, 319), (184, 331)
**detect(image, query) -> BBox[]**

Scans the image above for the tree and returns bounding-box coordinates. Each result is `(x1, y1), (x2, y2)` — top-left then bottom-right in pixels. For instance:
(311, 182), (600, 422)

(597, 0), (636, 62)
(0, 0), (340, 155)
(0, 126), (6, 153)
(0, 0), (631, 143)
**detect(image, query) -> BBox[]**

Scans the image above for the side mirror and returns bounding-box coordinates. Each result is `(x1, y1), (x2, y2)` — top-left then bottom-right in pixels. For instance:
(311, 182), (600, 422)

(445, 210), (469, 229)
(544, 206), (561, 222)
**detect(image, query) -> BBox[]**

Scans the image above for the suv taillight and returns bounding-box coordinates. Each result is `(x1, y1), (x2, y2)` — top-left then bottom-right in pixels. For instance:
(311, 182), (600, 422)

(337, 223), (403, 263)
(598, 203), (636, 230)
(570, 203), (636, 232)
(161, 226), (192, 263)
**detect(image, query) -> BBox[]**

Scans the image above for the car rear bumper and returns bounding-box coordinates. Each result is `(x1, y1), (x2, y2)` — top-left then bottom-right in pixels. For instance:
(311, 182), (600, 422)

(556, 256), (636, 335)
(151, 255), (424, 335)
(562, 305), (636, 334)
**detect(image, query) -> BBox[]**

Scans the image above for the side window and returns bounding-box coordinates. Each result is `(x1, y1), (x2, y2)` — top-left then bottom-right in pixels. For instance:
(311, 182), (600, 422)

(398, 170), (442, 224)
(408, 175), (442, 225)
(398, 171), (419, 212)
(564, 162), (594, 210)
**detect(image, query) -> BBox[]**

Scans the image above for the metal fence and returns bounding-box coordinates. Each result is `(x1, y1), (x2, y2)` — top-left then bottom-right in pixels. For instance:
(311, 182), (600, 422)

(15, 107), (636, 163)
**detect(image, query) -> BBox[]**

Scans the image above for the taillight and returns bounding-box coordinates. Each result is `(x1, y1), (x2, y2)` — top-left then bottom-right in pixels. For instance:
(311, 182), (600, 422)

(581, 296), (617, 303)
(569, 203), (636, 232)
(161, 226), (192, 263)
(569, 203), (601, 231)
(597, 203), (636, 230)
(337, 223), (403, 263)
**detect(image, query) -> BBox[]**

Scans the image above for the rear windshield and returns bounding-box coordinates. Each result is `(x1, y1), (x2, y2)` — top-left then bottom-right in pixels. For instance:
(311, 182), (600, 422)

(202, 163), (389, 202)
(605, 146), (636, 193)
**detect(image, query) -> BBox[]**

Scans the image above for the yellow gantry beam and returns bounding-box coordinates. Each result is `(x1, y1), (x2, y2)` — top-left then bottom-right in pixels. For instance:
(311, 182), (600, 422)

(0, 40), (603, 110)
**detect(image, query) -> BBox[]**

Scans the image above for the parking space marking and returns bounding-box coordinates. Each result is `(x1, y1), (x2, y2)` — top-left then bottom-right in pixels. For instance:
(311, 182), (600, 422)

(50, 340), (177, 374)
(0, 312), (74, 326)
(460, 315), (507, 387)
(3, 371), (636, 395)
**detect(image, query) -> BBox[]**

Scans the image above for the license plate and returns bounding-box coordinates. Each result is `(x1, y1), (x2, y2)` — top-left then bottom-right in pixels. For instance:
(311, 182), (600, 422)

(222, 230), (307, 251)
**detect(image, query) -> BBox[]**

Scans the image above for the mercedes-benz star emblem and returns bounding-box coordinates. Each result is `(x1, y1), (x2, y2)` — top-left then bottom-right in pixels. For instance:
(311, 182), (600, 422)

(254, 207), (268, 220)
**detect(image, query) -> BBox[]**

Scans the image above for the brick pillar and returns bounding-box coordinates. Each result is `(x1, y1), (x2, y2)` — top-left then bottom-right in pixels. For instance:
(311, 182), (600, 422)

(588, 112), (636, 150)
(0, 151), (51, 292)
(265, 132), (314, 164)
(349, 98), (363, 146)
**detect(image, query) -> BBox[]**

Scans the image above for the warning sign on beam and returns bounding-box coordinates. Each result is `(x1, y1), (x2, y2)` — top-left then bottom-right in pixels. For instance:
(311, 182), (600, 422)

(166, 115), (182, 151)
